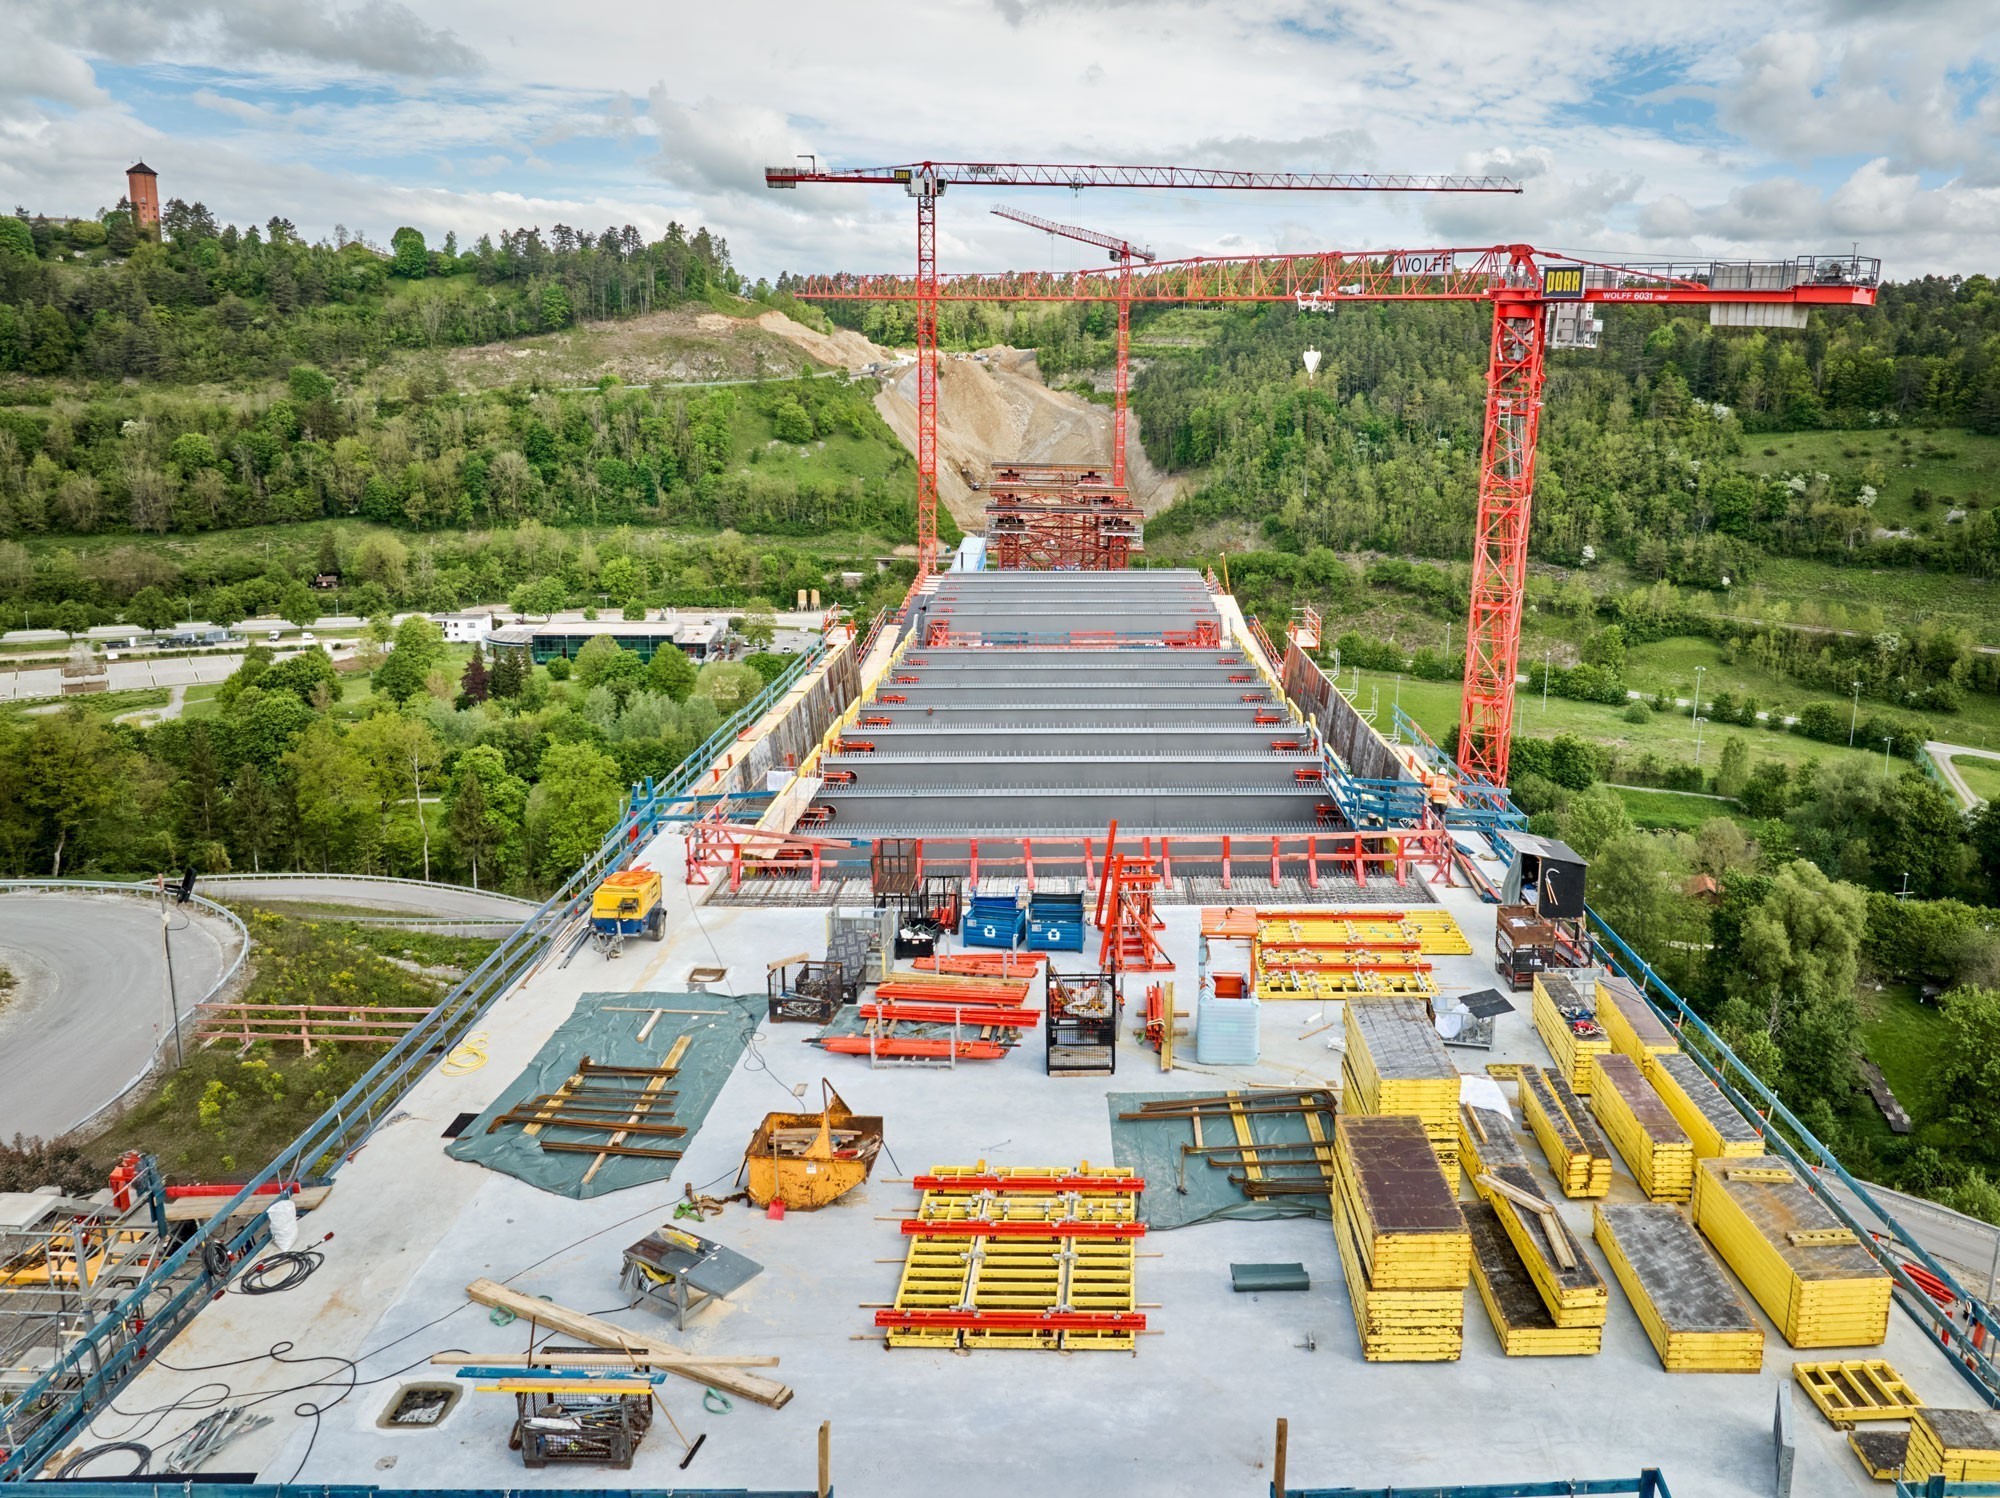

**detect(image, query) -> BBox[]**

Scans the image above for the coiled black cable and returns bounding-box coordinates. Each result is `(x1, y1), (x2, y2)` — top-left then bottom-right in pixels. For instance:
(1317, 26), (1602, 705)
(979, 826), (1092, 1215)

(54, 1441), (152, 1478)
(238, 1246), (325, 1295)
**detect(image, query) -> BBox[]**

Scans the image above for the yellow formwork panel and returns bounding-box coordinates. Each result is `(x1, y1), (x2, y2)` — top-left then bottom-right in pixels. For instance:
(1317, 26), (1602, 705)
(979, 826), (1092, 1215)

(1255, 964), (1435, 1001)
(1590, 1052), (1696, 1203)
(1331, 1183), (1465, 1362)
(1333, 1114), (1470, 1291)
(1465, 1200), (1602, 1357)
(1644, 1051), (1765, 1160)
(1594, 974), (1680, 1063)
(889, 1162), (1140, 1352)
(1459, 1108), (1607, 1330)
(1594, 1202), (1763, 1373)
(1907, 1408), (2000, 1482)
(1690, 1157), (1892, 1350)
(1518, 1066), (1614, 1199)
(1342, 997), (1460, 1190)
(1533, 970), (1611, 1095)
(1254, 908), (1471, 956)
(1792, 1359), (1924, 1427)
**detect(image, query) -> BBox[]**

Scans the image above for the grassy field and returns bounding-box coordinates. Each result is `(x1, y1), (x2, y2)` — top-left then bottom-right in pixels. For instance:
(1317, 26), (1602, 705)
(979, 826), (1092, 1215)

(1733, 556), (2000, 645)
(1, 687), (170, 725)
(1856, 980), (1947, 1132)
(1950, 755), (2000, 804)
(1611, 785), (1741, 831)
(1346, 667), (1898, 780)
(1738, 429), (2000, 530)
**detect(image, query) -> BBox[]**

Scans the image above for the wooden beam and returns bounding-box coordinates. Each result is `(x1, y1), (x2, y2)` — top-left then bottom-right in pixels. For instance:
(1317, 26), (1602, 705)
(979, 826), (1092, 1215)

(164, 1186), (332, 1224)
(427, 1351), (780, 1369)
(1274, 1417), (1289, 1498)
(463, 1278), (793, 1409)
(817, 1420), (831, 1498)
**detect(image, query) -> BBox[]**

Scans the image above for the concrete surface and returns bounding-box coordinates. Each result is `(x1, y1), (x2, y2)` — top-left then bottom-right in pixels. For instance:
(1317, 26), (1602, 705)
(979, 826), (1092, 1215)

(0, 653), (250, 703)
(0, 892), (236, 1139)
(1927, 740), (2000, 808)
(70, 853), (1986, 1497)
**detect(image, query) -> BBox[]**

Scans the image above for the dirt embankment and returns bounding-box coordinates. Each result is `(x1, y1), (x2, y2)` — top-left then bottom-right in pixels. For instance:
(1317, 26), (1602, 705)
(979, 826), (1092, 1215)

(863, 346), (1182, 526)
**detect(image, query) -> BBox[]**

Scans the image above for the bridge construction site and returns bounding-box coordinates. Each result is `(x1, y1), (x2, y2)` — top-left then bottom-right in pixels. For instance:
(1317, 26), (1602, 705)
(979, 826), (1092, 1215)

(2, 163), (1995, 1498)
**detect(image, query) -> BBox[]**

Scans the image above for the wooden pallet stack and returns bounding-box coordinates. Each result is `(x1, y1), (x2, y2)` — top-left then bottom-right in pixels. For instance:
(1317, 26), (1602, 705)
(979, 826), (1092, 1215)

(1342, 997), (1462, 1188)
(1594, 974), (1679, 1064)
(1517, 1065), (1614, 1198)
(1458, 1105), (1606, 1354)
(1589, 1053), (1696, 1202)
(1690, 1156), (1892, 1348)
(1644, 1051), (1765, 1159)
(1532, 971), (1611, 1094)
(1906, 1408), (2000, 1482)
(1592, 1203), (1763, 1373)
(1330, 1115), (1469, 1362)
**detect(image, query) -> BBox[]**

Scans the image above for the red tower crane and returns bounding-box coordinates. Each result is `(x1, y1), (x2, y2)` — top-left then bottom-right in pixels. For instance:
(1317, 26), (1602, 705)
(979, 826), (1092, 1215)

(990, 205), (1153, 489)
(766, 161), (1521, 575)
(792, 244), (1881, 785)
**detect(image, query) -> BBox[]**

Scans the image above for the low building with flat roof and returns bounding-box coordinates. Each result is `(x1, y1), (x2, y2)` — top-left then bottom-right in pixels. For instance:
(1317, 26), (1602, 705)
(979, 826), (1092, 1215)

(486, 616), (727, 664)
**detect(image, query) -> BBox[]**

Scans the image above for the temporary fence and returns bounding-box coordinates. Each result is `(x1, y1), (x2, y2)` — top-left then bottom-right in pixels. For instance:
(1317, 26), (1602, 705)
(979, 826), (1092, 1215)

(0, 642), (837, 1481)
(1588, 909), (2000, 1408)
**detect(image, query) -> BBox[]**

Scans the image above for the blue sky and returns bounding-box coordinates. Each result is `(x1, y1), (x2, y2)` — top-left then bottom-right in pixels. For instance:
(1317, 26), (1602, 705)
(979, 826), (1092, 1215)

(3, 0), (1997, 278)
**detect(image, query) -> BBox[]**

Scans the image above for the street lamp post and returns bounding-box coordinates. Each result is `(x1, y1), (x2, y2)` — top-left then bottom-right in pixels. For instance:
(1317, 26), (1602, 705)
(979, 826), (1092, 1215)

(1694, 714), (1706, 768)
(1302, 348), (1321, 511)
(1850, 681), (1862, 746)
(1542, 648), (1552, 711)
(1692, 666), (1704, 733)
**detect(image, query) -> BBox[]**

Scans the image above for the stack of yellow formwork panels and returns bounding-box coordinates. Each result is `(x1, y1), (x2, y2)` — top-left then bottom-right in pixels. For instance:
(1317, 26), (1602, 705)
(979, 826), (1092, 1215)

(1690, 1156), (1893, 1348)
(1593, 1203), (1763, 1373)
(1595, 973), (1679, 1064)
(1590, 1052), (1696, 1203)
(1533, 971), (1612, 1094)
(1906, 1409), (2000, 1482)
(1459, 1104), (1608, 1337)
(1519, 1065), (1614, 1198)
(1645, 1051), (1765, 1159)
(1331, 1114), (1469, 1362)
(1342, 997), (1461, 1189)
(1465, 1200), (1601, 1356)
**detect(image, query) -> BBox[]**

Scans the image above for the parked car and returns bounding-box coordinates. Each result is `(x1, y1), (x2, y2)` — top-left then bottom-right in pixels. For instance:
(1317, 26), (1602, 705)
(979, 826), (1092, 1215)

(268, 629), (281, 641)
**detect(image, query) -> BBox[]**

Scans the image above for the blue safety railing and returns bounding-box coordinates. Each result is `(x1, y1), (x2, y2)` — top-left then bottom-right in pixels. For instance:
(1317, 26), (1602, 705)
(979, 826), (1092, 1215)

(1282, 1473), (1671, 1498)
(0, 641), (842, 1481)
(1899, 1483), (2000, 1498)
(7, 1488), (826, 1498)
(1588, 909), (2000, 1406)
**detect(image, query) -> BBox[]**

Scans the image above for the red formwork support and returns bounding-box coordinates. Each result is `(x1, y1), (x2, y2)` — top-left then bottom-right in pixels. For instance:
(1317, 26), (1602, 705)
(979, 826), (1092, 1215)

(1457, 292), (1548, 787)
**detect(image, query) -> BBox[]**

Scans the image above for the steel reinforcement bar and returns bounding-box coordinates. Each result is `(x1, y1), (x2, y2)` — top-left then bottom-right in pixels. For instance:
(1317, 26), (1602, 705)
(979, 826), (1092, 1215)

(0, 646), (833, 1481)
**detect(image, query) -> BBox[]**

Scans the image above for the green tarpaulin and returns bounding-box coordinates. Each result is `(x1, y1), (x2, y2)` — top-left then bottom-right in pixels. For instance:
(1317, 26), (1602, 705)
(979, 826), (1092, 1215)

(1107, 1090), (1334, 1229)
(447, 991), (752, 1199)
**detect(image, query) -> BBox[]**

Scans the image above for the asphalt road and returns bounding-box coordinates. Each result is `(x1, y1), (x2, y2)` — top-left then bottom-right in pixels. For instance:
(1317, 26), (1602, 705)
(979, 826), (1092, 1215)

(198, 875), (537, 918)
(0, 892), (235, 1141)
(1826, 1175), (2000, 1297)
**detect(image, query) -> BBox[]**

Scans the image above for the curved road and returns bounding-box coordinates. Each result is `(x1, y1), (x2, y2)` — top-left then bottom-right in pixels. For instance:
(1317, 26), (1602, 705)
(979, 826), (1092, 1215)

(0, 893), (236, 1141)
(196, 875), (538, 919)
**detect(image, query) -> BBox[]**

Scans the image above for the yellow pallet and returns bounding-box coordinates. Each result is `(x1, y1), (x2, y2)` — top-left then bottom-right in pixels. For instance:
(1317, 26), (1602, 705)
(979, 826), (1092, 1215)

(1907, 1408), (2000, 1482)
(1256, 964), (1435, 1001)
(1256, 908), (1471, 957)
(1466, 1200), (1602, 1357)
(889, 1162), (1140, 1352)
(1333, 1114), (1470, 1290)
(1519, 1066), (1614, 1198)
(1793, 1359), (1924, 1427)
(1594, 1202), (1763, 1374)
(1331, 1184), (1464, 1362)
(1459, 1108), (1606, 1329)
(1594, 974), (1679, 1062)
(1533, 971), (1611, 1094)
(1643, 1051), (1764, 1159)
(1590, 1052), (1695, 1202)
(1690, 1157), (1892, 1349)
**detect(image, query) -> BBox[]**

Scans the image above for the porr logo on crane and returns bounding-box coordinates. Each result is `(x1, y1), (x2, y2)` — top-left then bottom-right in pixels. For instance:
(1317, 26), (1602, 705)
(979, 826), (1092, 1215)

(1542, 265), (1586, 299)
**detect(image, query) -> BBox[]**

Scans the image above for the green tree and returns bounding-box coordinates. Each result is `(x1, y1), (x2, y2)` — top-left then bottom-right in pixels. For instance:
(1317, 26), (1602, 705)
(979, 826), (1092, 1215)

(1589, 832), (1708, 995)
(740, 606), (777, 650)
(771, 398), (812, 443)
(1723, 861), (1867, 1107)
(259, 645), (340, 706)
(1714, 736), (1750, 800)
(373, 615), (444, 704)
(694, 661), (764, 713)
(647, 646), (698, 702)
(350, 712), (444, 881)
(126, 586), (176, 633)
(511, 576), (566, 618)
(279, 582), (320, 629)
(227, 762), (279, 872)
(282, 720), (376, 870)
(20, 708), (116, 874)
(1552, 784), (1631, 859)
(390, 226), (428, 278)
(529, 740), (621, 879)
(541, 283), (571, 328)
(445, 744), (526, 889)
(1932, 986), (2000, 1154)
(50, 600), (91, 637)
(598, 554), (640, 604)
(0, 216), (33, 259)
(1579, 625), (1626, 673)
